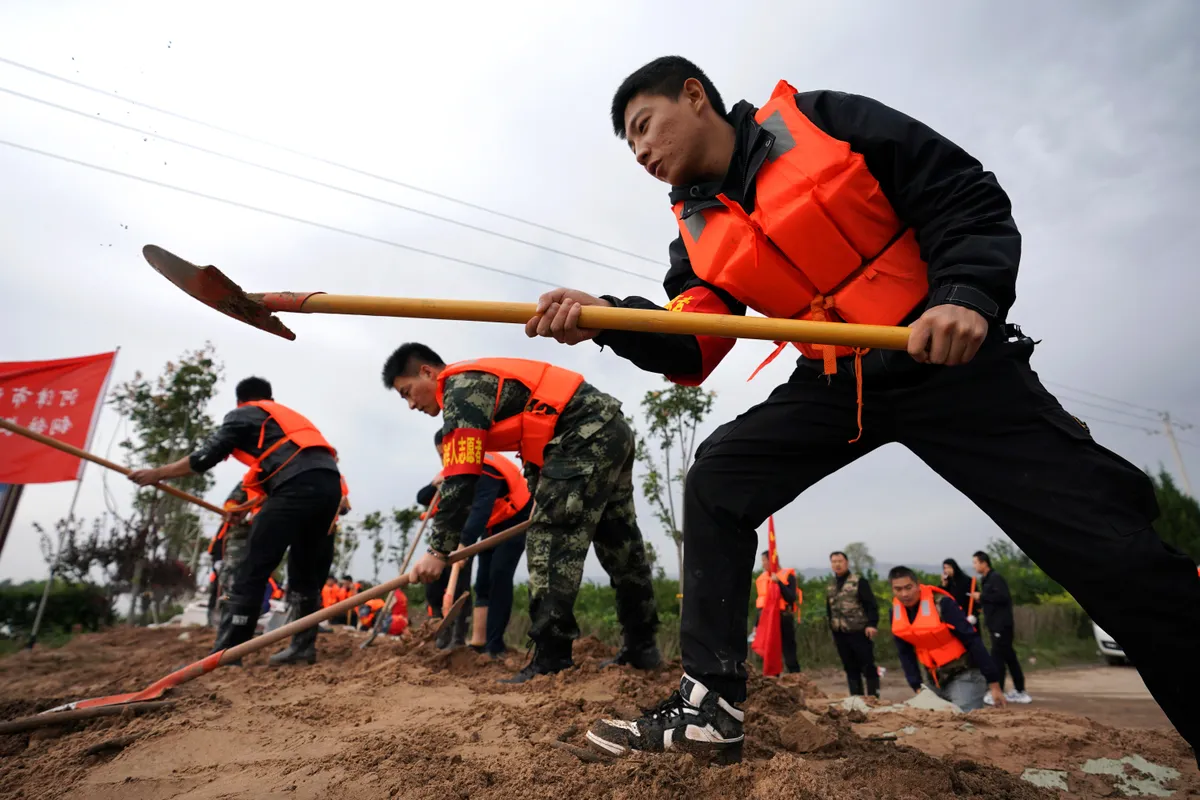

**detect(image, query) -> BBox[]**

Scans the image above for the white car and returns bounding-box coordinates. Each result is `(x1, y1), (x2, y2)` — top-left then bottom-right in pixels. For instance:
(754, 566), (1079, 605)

(1092, 620), (1127, 666)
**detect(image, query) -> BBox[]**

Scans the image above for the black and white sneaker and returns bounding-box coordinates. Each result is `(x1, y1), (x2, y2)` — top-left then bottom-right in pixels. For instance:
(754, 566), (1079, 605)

(586, 674), (744, 764)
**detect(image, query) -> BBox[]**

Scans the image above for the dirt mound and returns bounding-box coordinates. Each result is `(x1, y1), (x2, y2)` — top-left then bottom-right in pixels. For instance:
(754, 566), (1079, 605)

(0, 627), (1195, 799)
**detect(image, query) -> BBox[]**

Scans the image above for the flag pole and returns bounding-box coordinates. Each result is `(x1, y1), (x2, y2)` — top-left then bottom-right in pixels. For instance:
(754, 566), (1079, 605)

(26, 347), (120, 649)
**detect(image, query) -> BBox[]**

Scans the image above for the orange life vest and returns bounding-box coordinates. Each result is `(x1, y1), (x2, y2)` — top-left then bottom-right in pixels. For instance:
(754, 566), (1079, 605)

(435, 358), (584, 467)
(674, 80), (929, 439)
(321, 583), (339, 608)
(359, 597), (386, 628)
(891, 584), (967, 686)
(482, 452), (532, 529)
(229, 400), (337, 493)
(755, 568), (799, 614)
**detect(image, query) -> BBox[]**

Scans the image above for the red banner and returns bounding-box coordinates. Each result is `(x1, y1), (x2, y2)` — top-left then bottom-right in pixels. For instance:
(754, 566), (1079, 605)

(752, 516), (784, 677)
(0, 351), (117, 484)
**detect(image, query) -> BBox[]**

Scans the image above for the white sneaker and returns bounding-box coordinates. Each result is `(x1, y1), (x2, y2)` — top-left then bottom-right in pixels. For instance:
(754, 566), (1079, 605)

(983, 692), (996, 706)
(1005, 690), (1032, 704)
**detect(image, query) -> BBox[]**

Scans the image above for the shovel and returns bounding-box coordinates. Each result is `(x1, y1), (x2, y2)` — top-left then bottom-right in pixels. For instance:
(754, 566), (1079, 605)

(0, 418), (224, 515)
(1, 515), (531, 733)
(140, 245), (911, 350)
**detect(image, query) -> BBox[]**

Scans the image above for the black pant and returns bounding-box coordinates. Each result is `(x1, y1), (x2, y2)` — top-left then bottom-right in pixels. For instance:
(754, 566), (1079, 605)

(779, 611), (800, 673)
(832, 630), (879, 696)
(474, 505), (530, 655)
(679, 336), (1200, 755)
(989, 626), (1025, 693)
(231, 470), (341, 603)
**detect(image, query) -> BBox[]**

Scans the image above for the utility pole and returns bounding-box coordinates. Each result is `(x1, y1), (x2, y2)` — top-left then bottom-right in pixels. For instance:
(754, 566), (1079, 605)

(1162, 413), (1194, 497)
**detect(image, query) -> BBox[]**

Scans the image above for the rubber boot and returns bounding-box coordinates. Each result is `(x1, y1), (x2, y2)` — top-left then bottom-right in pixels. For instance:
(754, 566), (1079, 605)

(865, 672), (881, 699)
(268, 592), (321, 666)
(599, 630), (663, 671)
(208, 595), (260, 665)
(450, 603), (470, 647)
(499, 639), (574, 684)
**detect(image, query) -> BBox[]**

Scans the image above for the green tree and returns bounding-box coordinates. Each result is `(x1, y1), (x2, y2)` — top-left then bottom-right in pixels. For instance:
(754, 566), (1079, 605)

(843, 542), (875, 576)
(390, 506), (423, 571)
(362, 511), (386, 582)
(109, 342), (225, 571)
(635, 380), (717, 608)
(1149, 467), (1200, 562)
(332, 520), (360, 578)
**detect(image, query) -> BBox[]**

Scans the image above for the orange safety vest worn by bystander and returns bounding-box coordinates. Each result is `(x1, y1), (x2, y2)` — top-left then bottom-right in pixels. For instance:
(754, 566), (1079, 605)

(229, 400), (337, 493)
(435, 358), (584, 468)
(890, 584), (967, 686)
(755, 568), (799, 615)
(673, 79), (929, 439)
(482, 452), (532, 529)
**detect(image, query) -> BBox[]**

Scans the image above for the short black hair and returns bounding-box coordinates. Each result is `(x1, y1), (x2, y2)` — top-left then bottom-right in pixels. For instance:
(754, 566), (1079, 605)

(610, 55), (726, 138)
(761, 549), (770, 557)
(888, 566), (919, 583)
(829, 550), (848, 560)
(236, 376), (272, 403)
(973, 551), (992, 566)
(434, 429), (444, 447)
(381, 343), (445, 389)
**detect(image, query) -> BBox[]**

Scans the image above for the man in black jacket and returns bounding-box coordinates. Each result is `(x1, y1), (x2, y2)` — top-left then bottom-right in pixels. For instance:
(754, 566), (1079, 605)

(826, 551), (880, 697)
(752, 549), (801, 674)
(972, 550), (1030, 704)
(416, 429), (531, 654)
(129, 377), (342, 665)
(527, 56), (1200, 766)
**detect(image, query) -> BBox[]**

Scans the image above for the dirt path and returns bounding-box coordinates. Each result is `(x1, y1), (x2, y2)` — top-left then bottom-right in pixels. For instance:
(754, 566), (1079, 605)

(0, 628), (1195, 799)
(809, 663), (1175, 730)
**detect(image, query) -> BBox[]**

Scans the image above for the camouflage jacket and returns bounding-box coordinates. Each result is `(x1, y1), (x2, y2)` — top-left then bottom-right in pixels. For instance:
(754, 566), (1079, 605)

(427, 369), (620, 553)
(827, 572), (871, 633)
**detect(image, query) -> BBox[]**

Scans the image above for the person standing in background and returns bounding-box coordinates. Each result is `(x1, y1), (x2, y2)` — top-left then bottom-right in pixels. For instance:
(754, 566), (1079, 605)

(972, 550), (1031, 704)
(826, 551), (880, 697)
(941, 558), (974, 613)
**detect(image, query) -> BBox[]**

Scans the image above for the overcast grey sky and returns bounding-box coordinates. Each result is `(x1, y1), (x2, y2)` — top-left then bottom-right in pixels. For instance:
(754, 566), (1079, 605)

(1, 1), (1198, 587)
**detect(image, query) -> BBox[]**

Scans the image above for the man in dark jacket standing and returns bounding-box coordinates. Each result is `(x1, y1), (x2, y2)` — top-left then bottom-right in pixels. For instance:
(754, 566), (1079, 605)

(129, 376), (342, 666)
(972, 550), (1030, 704)
(526, 56), (1200, 766)
(826, 551), (880, 698)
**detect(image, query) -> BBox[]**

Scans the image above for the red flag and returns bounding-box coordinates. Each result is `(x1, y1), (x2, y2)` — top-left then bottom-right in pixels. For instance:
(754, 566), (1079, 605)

(0, 351), (117, 484)
(751, 515), (783, 676)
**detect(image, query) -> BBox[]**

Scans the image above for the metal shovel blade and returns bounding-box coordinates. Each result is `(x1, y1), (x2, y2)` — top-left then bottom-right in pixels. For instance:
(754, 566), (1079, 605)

(142, 244), (296, 340)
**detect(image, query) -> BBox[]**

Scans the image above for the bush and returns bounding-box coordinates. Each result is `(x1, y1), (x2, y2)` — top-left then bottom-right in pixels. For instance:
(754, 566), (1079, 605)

(0, 580), (114, 636)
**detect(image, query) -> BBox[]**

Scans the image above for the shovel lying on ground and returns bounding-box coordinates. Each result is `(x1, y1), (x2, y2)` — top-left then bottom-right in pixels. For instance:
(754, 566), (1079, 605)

(0, 418), (225, 515)
(0, 516), (532, 734)
(141, 245), (912, 350)
(361, 489), (440, 649)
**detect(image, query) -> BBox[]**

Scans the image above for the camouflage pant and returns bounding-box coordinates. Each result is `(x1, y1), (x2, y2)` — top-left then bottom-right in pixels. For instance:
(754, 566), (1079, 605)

(217, 524), (252, 602)
(525, 413), (659, 650)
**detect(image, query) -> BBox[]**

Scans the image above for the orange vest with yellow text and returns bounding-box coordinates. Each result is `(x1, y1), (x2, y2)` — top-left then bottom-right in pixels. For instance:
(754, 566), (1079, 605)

(673, 79), (928, 375)
(891, 584), (967, 684)
(229, 400), (337, 494)
(435, 358), (583, 467)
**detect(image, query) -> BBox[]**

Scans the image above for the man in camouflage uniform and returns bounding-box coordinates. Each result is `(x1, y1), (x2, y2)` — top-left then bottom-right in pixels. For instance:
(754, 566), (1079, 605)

(382, 343), (661, 683)
(826, 550), (880, 697)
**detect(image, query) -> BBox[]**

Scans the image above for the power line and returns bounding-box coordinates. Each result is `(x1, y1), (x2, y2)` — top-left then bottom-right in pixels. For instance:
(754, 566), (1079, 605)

(1072, 413), (1159, 435)
(0, 86), (659, 284)
(1052, 392), (1162, 423)
(0, 55), (663, 267)
(0, 137), (563, 289)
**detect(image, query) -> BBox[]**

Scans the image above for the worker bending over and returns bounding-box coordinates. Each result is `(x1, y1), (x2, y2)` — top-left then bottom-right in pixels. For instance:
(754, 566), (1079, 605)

(524, 56), (1200, 765)
(383, 345), (661, 682)
(130, 376), (342, 667)
(889, 566), (1005, 711)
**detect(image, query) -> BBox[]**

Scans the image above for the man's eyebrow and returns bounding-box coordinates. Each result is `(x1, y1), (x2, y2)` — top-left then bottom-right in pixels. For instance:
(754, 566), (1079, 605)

(626, 106), (649, 138)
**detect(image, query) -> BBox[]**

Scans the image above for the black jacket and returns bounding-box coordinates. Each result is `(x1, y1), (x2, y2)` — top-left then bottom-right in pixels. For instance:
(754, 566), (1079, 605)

(595, 89), (1021, 385)
(189, 405), (338, 495)
(416, 460), (514, 547)
(979, 570), (1015, 632)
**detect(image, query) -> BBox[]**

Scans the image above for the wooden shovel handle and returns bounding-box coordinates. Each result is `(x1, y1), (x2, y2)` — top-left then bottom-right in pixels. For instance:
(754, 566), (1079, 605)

(259, 294), (911, 351)
(0, 418), (224, 515)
